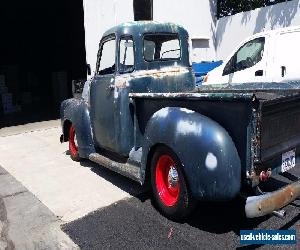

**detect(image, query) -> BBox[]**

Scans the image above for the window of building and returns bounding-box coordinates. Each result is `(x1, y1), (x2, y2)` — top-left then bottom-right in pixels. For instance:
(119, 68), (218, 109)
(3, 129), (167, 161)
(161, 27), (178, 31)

(133, 0), (153, 21)
(191, 38), (210, 62)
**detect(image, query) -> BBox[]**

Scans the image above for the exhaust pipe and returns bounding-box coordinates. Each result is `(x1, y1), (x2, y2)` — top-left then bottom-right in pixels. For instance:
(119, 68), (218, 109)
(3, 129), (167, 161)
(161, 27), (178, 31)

(272, 209), (286, 219)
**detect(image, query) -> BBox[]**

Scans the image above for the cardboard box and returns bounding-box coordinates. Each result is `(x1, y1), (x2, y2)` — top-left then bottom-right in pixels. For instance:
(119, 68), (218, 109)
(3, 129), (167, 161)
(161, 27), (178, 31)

(1, 93), (12, 104)
(0, 75), (5, 85)
(0, 86), (8, 94)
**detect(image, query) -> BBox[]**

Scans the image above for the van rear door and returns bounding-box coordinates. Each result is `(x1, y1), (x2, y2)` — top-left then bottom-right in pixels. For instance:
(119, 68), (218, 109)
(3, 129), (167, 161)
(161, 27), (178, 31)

(272, 30), (300, 82)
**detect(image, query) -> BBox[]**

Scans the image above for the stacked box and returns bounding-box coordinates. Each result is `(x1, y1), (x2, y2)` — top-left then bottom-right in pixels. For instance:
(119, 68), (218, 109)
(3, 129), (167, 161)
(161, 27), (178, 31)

(0, 84), (8, 94)
(0, 75), (8, 94)
(0, 74), (20, 114)
(1, 93), (15, 114)
(0, 75), (5, 84)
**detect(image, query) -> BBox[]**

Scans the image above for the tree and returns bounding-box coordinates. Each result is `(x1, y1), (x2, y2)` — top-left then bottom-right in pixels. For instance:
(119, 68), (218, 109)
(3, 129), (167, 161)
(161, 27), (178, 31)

(217, 0), (290, 18)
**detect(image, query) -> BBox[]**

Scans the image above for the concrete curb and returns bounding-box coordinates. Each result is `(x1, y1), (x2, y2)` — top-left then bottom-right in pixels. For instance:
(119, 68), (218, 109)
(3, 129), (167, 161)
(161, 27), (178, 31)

(0, 165), (79, 249)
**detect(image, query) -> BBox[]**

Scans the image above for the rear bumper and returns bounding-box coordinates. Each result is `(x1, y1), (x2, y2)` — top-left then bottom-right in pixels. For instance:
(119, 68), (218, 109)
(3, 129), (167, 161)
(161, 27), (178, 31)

(245, 180), (300, 218)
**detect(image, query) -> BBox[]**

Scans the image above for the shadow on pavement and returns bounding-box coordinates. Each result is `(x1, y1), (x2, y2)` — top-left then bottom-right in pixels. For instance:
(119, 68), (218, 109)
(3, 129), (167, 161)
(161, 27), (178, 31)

(79, 159), (149, 201)
(61, 157), (300, 249)
(78, 158), (269, 235)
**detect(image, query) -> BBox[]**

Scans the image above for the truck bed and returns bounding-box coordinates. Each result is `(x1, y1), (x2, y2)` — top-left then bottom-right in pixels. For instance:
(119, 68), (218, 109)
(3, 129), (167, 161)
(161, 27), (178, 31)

(130, 82), (300, 175)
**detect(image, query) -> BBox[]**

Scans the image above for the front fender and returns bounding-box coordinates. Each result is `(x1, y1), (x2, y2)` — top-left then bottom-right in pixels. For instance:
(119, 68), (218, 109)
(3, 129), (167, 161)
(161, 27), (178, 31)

(60, 98), (95, 158)
(141, 107), (241, 201)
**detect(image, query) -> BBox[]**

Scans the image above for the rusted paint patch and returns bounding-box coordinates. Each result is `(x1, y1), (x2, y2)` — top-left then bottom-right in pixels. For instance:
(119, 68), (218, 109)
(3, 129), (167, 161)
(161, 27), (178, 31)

(259, 184), (299, 212)
(130, 92), (254, 100)
(115, 77), (129, 89)
(89, 153), (141, 183)
(121, 67), (189, 80)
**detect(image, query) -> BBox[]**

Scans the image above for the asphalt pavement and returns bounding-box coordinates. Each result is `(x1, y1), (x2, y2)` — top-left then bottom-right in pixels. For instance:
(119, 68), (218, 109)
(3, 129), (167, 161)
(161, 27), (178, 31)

(0, 121), (299, 249)
(62, 174), (300, 250)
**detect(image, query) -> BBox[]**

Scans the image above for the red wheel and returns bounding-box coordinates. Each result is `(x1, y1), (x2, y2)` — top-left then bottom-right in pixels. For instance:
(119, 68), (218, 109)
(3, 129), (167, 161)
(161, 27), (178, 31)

(151, 146), (195, 220)
(155, 155), (180, 207)
(69, 125), (80, 161)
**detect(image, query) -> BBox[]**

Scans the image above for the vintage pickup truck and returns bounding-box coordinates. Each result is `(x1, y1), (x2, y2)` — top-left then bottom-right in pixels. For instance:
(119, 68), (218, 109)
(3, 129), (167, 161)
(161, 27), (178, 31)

(60, 21), (300, 220)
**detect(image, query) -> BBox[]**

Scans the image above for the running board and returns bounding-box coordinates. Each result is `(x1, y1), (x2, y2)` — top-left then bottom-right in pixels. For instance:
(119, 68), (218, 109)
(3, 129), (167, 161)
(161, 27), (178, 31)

(89, 153), (141, 183)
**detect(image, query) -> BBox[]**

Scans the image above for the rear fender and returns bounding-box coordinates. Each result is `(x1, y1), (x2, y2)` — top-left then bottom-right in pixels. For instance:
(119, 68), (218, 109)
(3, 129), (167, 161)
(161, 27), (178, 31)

(61, 98), (95, 158)
(141, 107), (241, 201)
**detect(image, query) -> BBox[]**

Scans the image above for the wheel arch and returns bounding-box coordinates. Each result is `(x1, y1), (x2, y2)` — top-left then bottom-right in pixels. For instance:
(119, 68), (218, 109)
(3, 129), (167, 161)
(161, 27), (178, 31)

(60, 98), (96, 158)
(141, 107), (241, 201)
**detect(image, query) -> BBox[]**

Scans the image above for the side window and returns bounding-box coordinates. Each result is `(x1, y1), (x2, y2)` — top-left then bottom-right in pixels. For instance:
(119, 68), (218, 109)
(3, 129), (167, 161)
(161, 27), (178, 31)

(143, 34), (180, 61)
(119, 37), (135, 73)
(97, 38), (116, 75)
(223, 37), (265, 75)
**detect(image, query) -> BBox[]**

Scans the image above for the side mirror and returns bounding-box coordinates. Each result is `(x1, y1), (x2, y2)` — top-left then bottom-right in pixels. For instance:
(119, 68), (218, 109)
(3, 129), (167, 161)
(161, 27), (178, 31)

(87, 64), (91, 76)
(222, 57), (235, 76)
(72, 80), (85, 98)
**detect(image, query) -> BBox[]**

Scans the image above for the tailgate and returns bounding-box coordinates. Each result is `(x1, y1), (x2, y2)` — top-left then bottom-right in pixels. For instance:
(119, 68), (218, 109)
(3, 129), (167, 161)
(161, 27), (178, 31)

(260, 94), (300, 170)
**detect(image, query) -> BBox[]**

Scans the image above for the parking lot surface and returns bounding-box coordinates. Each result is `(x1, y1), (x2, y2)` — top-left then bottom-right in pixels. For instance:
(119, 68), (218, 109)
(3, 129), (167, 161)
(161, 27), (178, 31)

(0, 121), (299, 249)
(0, 122), (130, 222)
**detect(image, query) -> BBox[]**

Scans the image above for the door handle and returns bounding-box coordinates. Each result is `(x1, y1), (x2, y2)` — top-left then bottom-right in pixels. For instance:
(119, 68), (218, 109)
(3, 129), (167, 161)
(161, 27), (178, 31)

(107, 84), (115, 91)
(255, 70), (263, 76)
(281, 66), (286, 77)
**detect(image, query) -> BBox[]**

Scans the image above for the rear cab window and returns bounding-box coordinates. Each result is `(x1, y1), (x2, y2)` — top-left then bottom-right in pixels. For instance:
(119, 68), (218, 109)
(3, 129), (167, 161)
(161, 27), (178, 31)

(143, 34), (181, 62)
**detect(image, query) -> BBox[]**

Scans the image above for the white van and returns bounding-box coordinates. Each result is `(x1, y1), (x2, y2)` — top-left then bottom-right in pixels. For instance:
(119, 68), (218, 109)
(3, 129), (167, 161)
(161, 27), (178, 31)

(203, 26), (300, 85)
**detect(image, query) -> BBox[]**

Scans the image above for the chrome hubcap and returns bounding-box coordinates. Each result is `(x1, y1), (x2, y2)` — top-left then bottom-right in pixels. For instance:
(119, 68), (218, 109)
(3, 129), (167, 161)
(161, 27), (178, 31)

(74, 134), (78, 146)
(168, 166), (178, 188)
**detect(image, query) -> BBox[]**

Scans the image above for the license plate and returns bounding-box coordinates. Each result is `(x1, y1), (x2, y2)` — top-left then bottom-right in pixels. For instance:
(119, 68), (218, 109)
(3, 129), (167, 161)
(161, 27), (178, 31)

(281, 149), (296, 172)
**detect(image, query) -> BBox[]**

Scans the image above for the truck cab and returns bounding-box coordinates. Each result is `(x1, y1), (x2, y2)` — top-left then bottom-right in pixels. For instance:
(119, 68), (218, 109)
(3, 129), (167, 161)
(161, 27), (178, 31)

(86, 22), (194, 157)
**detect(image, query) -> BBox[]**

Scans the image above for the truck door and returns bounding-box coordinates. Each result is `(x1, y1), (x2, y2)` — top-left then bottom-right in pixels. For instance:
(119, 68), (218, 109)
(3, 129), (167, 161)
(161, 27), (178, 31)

(221, 37), (267, 84)
(272, 30), (300, 82)
(90, 35), (117, 151)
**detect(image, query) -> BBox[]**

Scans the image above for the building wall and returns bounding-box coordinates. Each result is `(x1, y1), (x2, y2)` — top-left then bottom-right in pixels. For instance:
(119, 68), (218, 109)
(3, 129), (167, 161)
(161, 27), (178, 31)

(153, 0), (217, 62)
(216, 0), (300, 60)
(83, 0), (217, 74)
(83, 0), (133, 74)
(83, 0), (300, 71)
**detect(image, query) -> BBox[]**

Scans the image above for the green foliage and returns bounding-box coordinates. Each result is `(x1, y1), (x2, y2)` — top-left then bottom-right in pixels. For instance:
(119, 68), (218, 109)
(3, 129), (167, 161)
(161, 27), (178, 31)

(217, 0), (291, 18)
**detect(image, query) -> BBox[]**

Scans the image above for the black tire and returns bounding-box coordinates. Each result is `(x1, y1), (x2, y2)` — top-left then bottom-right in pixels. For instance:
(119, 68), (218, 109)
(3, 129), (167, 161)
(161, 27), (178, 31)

(150, 145), (195, 220)
(68, 125), (81, 162)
